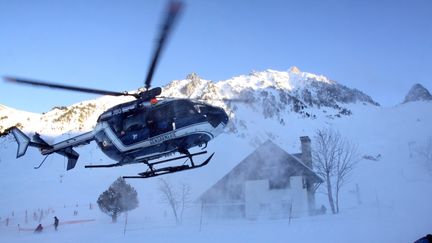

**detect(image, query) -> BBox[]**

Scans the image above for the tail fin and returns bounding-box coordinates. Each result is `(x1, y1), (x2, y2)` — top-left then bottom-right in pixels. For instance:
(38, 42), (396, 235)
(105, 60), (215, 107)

(5, 127), (80, 170)
(57, 147), (79, 170)
(9, 127), (31, 158)
(7, 127), (51, 158)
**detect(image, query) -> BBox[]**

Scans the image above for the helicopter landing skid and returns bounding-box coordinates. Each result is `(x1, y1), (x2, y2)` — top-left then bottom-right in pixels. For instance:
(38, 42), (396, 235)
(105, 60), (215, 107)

(123, 152), (214, 179)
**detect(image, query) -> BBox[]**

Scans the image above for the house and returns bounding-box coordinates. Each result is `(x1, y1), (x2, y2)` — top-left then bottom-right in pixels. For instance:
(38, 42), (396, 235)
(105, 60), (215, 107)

(198, 136), (323, 219)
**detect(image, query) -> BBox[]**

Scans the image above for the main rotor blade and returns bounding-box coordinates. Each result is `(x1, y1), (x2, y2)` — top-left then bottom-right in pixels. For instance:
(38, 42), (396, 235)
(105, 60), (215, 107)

(4, 76), (137, 97)
(144, 1), (183, 90)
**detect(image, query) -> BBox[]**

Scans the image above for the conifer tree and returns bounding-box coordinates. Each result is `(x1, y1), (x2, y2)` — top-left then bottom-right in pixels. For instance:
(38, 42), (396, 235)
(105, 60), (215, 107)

(97, 177), (138, 222)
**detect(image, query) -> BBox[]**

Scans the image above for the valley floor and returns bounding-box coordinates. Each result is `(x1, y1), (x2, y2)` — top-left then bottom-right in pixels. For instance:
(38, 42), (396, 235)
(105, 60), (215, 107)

(0, 204), (429, 243)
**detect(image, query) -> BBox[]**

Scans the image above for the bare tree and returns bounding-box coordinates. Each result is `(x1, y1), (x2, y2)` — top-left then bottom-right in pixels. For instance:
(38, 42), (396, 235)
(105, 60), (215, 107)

(417, 136), (432, 173)
(313, 128), (359, 214)
(159, 178), (180, 224)
(334, 138), (358, 213)
(179, 183), (192, 221)
(158, 178), (191, 224)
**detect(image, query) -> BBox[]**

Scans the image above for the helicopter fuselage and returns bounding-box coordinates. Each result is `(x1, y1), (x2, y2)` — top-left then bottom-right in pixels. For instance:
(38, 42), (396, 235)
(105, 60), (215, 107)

(93, 98), (228, 163)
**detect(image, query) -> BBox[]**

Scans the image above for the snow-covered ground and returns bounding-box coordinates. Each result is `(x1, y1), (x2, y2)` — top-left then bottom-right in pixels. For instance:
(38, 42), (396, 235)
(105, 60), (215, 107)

(0, 206), (427, 243)
(1, 70), (431, 242)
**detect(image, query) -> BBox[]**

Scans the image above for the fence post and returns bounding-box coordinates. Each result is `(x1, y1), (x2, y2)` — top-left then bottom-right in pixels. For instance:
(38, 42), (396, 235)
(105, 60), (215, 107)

(199, 201), (204, 232)
(288, 202), (293, 225)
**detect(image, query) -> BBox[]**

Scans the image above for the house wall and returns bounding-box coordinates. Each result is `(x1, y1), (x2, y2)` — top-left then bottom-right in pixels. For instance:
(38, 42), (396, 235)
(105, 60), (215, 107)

(244, 176), (308, 219)
(202, 203), (245, 219)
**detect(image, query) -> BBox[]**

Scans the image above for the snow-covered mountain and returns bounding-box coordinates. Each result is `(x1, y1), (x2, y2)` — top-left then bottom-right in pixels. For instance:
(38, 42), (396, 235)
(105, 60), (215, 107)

(1, 68), (431, 243)
(403, 83), (432, 103)
(0, 67), (378, 137)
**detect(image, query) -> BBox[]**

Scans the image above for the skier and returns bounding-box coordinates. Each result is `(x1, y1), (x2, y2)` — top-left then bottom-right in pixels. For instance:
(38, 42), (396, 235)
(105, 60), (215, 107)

(34, 224), (43, 233)
(53, 216), (59, 231)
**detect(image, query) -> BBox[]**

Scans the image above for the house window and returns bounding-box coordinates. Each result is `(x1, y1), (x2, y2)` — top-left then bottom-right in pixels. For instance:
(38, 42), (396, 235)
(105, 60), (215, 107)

(302, 177), (307, 189)
(269, 178), (290, 190)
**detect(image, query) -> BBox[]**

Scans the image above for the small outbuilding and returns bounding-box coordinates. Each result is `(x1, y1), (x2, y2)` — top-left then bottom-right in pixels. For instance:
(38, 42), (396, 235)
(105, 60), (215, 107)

(198, 136), (323, 219)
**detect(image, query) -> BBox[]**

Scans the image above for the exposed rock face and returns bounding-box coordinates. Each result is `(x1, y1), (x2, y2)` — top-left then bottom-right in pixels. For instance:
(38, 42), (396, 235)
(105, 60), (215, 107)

(165, 69), (378, 119)
(403, 83), (432, 103)
(0, 68), (379, 135)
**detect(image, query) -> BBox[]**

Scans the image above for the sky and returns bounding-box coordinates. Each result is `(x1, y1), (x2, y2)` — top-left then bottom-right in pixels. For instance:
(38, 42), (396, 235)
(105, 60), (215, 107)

(1, 0), (431, 113)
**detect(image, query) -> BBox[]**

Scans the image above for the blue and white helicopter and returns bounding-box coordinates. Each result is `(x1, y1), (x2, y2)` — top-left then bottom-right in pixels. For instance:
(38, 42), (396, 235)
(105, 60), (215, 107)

(3, 1), (232, 179)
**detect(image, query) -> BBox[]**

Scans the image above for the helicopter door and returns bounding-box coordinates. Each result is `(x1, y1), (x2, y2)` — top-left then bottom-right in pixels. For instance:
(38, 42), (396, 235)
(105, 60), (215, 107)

(119, 112), (150, 145)
(147, 104), (174, 137)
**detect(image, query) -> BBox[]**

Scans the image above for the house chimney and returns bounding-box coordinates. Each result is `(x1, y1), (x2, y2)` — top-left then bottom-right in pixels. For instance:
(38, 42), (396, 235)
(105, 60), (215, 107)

(300, 136), (315, 215)
(300, 136), (312, 169)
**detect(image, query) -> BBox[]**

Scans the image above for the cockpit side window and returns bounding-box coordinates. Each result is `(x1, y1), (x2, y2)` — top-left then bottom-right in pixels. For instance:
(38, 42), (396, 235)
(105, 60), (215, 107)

(116, 110), (151, 145)
(108, 116), (122, 134)
(147, 104), (174, 137)
(123, 113), (145, 132)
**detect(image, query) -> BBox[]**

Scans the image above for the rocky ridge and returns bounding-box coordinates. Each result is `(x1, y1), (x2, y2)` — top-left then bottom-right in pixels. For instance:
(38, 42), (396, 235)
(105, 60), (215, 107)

(403, 83), (432, 103)
(1, 68), (379, 136)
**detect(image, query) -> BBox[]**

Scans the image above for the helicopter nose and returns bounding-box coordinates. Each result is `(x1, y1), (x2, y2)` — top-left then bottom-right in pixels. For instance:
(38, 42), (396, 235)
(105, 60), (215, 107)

(217, 108), (229, 127)
(208, 108), (229, 127)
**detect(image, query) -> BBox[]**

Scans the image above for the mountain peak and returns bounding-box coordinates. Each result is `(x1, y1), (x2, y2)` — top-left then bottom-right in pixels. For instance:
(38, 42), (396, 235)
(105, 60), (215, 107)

(403, 83), (432, 103)
(289, 66), (301, 74)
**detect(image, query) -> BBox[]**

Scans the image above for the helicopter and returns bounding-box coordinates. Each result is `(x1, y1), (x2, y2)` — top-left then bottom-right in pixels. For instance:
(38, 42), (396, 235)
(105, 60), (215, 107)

(2, 1), (232, 179)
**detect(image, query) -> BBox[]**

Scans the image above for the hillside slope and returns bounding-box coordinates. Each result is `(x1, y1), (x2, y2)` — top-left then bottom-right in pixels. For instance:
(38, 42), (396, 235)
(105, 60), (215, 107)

(0, 69), (431, 242)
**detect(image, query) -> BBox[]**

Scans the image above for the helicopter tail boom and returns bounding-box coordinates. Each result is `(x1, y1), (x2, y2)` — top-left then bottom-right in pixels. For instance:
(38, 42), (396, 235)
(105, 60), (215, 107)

(6, 127), (93, 170)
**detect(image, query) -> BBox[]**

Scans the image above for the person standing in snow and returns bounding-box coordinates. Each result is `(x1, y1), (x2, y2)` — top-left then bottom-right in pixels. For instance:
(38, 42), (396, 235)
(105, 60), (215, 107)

(54, 216), (59, 231)
(34, 224), (43, 233)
